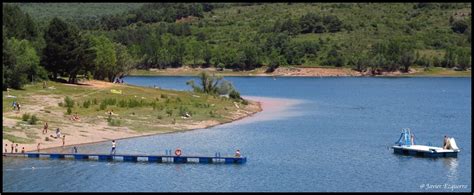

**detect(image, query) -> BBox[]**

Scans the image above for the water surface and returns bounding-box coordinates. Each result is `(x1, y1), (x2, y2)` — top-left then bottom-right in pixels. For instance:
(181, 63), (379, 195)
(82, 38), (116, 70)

(3, 77), (471, 192)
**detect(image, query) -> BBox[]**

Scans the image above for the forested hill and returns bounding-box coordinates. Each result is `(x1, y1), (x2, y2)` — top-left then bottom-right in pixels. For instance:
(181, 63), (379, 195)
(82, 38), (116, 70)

(3, 3), (471, 88)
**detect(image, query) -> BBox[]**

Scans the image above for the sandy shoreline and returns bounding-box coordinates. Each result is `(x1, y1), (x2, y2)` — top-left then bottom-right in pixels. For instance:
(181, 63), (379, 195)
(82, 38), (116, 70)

(38, 100), (263, 153)
(2, 98), (262, 154)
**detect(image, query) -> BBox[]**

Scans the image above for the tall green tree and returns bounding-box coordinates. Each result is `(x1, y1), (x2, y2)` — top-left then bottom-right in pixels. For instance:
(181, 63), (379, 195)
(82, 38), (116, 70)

(114, 43), (135, 80)
(3, 4), (38, 41)
(41, 17), (82, 82)
(400, 51), (415, 72)
(88, 34), (117, 81)
(189, 40), (202, 67)
(4, 38), (47, 89)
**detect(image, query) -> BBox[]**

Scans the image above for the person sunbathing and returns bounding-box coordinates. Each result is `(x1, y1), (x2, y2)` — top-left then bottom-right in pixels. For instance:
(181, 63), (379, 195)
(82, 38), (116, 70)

(70, 113), (80, 121)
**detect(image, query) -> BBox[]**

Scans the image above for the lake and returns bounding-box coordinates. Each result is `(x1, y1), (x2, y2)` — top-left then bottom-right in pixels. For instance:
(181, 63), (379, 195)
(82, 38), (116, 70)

(2, 76), (471, 192)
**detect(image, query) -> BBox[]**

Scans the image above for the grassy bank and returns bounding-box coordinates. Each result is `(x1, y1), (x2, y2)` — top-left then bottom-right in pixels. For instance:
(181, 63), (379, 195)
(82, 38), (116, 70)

(2, 80), (261, 151)
(406, 67), (472, 77)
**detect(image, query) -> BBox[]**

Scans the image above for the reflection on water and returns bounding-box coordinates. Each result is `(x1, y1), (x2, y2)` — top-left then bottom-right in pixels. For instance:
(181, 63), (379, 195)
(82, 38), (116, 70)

(443, 158), (459, 183)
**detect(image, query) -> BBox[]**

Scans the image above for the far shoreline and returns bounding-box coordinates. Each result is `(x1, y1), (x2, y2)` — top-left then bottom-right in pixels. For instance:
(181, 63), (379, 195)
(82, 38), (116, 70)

(129, 67), (472, 78)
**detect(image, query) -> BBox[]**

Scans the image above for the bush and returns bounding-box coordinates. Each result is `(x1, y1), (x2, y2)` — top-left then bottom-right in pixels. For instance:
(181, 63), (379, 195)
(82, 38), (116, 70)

(99, 101), (107, 110)
(179, 106), (191, 117)
(166, 109), (173, 117)
(29, 114), (38, 125)
(229, 90), (242, 100)
(92, 98), (98, 105)
(22, 113), (31, 121)
(118, 99), (127, 107)
(161, 94), (168, 99)
(108, 118), (122, 126)
(209, 110), (217, 117)
(451, 19), (468, 34)
(67, 107), (72, 115)
(82, 100), (91, 108)
(104, 98), (117, 106)
(86, 71), (93, 80)
(157, 115), (163, 119)
(64, 96), (74, 108)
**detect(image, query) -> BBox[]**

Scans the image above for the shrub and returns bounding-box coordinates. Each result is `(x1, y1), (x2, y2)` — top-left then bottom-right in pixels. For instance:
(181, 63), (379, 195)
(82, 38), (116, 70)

(166, 109), (173, 117)
(22, 113), (31, 121)
(229, 90), (242, 100)
(128, 98), (141, 108)
(209, 110), (217, 117)
(92, 98), (98, 105)
(157, 115), (163, 119)
(161, 94), (168, 99)
(100, 102), (107, 110)
(58, 102), (64, 107)
(82, 100), (91, 108)
(86, 71), (93, 80)
(179, 106), (190, 117)
(118, 99), (127, 107)
(29, 114), (38, 125)
(104, 98), (117, 106)
(64, 96), (74, 108)
(108, 118), (122, 126)
(67, 107), (72, 115)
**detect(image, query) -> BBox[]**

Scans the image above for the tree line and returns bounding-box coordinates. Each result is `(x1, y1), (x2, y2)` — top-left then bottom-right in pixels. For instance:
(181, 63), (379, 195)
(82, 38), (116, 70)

(3, 3), (471, 90)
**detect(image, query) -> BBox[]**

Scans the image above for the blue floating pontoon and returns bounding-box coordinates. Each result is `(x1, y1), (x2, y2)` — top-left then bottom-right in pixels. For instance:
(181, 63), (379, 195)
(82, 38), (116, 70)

(392, 128), (460, 158)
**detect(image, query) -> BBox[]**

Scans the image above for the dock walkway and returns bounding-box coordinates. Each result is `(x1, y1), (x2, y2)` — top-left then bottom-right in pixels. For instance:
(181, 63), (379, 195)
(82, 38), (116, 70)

(2, 153), (247, 164)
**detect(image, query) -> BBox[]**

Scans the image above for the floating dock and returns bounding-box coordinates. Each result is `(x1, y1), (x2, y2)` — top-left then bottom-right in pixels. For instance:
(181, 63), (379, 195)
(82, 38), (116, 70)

(392, 128), (460, 158)
(392, 145), (459, 158)
(2, 153), (247, 164)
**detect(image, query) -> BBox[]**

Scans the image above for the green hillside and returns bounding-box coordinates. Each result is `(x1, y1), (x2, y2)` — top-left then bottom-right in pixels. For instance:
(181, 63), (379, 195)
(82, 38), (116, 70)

(3, 3), (471, 89)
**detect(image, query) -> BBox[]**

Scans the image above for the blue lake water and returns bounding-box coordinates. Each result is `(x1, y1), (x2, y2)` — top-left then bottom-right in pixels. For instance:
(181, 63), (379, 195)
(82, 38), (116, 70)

(2, 76), (472, 192)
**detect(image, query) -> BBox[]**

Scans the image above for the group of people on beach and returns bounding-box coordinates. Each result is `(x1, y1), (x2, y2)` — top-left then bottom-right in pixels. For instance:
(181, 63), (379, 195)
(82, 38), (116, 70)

(43, 122), (67, 146)
(4, 142), (25, 154)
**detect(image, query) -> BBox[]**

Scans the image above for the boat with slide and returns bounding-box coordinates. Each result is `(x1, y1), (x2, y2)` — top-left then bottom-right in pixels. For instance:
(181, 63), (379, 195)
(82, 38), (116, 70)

(391, 128), (460, 158)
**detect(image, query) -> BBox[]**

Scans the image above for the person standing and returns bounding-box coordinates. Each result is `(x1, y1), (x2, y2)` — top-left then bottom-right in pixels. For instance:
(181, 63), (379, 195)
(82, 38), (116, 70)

(62, 135), (66, 147)
(4, 144), (8, 153)
(43, 122), (48, 134)
(110, 140), (116, 155)
(443, 135), (449, 149)
(21, 147), (25, 153)
(10, 142), (14, 153)
(235, 149), (241, 157)
(16, 102), (21, 112)
(56, 128), (61, 139)
(15, 144), (18, 153)
(37, 143), (41, 152)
